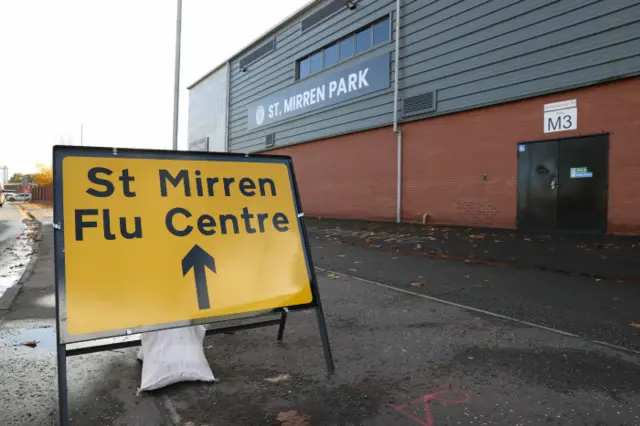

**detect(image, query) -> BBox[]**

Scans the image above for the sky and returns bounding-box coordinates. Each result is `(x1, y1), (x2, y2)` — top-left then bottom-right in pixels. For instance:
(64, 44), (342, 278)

(0, 0), (308, 177)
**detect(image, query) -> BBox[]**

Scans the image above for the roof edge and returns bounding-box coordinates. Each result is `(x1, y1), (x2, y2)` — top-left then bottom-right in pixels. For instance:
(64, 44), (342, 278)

(187, 0), (322, 90)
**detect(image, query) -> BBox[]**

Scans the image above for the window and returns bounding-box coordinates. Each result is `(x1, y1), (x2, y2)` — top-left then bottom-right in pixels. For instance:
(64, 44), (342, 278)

(373, 18), (390, 45)
(338, 36), (354, 61)
(324, 44), (338, 67)
(356, 27), (371, 54)
(310, 51), (323, 74)
(296, 16), (390, 79)
(299, 57), (310, 79)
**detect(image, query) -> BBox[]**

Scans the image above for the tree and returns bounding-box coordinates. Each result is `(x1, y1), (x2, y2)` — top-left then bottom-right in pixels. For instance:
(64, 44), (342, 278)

(8, 173), (24, 183)
(33, 164), (53, 185)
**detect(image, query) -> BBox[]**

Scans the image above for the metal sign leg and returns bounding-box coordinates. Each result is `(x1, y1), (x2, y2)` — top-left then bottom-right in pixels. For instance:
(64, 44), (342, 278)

(314, 305), (335, 374)
(57, 343), (69, 426)
(277, 308), (288, 341)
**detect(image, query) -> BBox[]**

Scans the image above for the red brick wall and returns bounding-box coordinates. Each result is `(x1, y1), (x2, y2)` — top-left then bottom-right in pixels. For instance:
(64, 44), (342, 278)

(403, 77), (640, 232)
(267, 77), (640, 233)
(268, 128), (397, 220)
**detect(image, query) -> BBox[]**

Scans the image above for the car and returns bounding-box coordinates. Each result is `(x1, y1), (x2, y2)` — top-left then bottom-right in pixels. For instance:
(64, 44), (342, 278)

(7, 193), (32, 202)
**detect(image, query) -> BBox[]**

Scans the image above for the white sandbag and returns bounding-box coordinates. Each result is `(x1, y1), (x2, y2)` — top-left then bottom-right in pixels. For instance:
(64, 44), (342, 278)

(137, 325), (216, 392)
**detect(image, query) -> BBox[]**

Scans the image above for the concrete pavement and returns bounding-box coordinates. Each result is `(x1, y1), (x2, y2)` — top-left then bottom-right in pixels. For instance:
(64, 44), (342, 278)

(0, 220), (639, 425)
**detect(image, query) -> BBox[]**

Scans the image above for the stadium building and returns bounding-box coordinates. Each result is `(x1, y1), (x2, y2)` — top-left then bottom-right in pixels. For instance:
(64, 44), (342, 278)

(187, 0), (640, 234)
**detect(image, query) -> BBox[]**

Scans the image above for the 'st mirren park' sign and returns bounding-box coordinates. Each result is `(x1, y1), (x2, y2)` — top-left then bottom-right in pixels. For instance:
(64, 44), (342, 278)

(247, 52), (390, 130)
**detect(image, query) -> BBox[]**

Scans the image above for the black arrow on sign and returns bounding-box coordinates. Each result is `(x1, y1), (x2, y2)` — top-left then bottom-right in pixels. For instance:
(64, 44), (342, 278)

(182, 244), (215, 310)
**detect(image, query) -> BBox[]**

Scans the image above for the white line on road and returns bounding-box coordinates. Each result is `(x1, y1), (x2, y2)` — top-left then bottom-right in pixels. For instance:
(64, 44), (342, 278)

(315, 267), (640, 356)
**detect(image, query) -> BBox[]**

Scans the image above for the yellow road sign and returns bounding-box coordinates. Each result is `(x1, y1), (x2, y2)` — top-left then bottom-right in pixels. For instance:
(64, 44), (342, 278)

(54, 147), (316, 344)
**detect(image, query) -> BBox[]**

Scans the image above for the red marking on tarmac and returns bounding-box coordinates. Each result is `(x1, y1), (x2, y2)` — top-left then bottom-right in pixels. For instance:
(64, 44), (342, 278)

(385, 387), (470, 426)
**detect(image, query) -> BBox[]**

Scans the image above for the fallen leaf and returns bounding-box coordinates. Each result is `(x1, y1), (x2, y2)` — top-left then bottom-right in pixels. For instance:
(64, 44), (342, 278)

(276, 410), (309, 426)
(327, 273), (340, 280)
(265, 373), (291, 383)
(631, 323), (640, 329)
(365, 238), (373, 244)
(415, 244), (423, 249)
(409, 282), (424, 287)
(23, 340), (39, 348)
(543, 305), (553, 310)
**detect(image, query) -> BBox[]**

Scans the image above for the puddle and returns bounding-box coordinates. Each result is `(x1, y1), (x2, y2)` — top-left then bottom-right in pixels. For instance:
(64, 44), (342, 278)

(0, 327), (56, 351)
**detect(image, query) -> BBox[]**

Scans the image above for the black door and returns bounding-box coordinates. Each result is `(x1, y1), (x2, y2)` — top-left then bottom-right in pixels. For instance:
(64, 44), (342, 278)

(557, 135), (609, 233)
(517, 141), (559, 231)
(517, 135), (609, 233)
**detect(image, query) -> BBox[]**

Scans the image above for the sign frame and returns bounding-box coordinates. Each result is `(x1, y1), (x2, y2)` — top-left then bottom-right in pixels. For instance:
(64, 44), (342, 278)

(53, 146), (334, 426)
(53, 146), (322, 344)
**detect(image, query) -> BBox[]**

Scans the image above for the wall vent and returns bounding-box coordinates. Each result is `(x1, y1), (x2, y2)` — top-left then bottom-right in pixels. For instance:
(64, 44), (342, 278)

(402, 91), (437, 118)
(265, 133), (276, 148)
(301, 0), (349, 32)
(239, 39), (275, 70)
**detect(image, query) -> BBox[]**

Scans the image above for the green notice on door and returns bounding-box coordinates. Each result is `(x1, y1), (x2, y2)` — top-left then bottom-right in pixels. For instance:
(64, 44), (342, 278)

(570, 167), (593, 179)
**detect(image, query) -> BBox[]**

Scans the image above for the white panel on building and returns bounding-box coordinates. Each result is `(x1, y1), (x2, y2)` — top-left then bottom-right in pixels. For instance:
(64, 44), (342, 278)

(188, 63), (229, 152)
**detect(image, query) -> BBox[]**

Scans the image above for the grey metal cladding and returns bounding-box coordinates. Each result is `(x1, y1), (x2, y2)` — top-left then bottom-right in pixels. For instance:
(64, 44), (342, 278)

(397, 0), (640, 122)
(301, 0), (350, 32)
(228, 0), (396, 152)
(402, 91), (436, 117)
(223, 0), (640, 153)
(239, 39), (276, 69)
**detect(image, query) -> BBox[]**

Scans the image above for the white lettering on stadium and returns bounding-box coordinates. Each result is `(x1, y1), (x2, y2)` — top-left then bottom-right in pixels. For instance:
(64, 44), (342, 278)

(268, 68), (370, 120)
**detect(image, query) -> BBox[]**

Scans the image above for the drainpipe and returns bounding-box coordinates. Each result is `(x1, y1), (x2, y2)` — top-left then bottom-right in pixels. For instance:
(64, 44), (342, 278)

(393, 0), (402, 223)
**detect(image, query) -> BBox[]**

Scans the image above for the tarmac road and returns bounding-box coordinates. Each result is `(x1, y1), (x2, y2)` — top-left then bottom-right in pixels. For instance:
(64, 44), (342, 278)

(0, 221), (639, 425)
(308, 230), (640, 353)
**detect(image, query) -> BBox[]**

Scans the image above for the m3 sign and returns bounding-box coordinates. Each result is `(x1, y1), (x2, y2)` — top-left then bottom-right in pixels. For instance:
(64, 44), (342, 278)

(544, 99), (577, 133)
